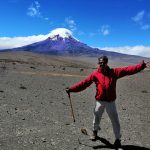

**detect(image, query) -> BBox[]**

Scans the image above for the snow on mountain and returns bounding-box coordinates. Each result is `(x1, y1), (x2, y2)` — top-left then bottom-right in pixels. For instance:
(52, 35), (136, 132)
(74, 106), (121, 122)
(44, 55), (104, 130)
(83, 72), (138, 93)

(47, 28), (73, 39)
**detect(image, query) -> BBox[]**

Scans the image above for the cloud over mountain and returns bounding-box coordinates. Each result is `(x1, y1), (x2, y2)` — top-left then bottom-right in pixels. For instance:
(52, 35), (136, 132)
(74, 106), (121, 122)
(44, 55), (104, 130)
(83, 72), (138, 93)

(100, 46), (150, 57)
(0, 28), (73, 49)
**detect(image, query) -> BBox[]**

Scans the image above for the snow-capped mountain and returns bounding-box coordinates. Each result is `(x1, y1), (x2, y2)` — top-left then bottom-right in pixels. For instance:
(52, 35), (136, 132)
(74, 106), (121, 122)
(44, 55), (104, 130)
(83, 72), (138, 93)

(6, 28), (101, 56)
(23, 34), (95, 54)
(1, 28), (145, 59)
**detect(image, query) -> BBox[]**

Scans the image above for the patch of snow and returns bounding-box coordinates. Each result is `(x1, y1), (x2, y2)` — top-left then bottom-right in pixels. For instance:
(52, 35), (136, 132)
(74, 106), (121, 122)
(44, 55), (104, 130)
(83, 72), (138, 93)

(48, 28), (72, 39)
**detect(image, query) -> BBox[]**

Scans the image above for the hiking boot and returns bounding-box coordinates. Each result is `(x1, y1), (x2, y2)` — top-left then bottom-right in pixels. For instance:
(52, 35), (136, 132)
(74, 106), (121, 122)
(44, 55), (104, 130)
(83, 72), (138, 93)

(114, 139), (122, 149)
(90, 130), (97, 141)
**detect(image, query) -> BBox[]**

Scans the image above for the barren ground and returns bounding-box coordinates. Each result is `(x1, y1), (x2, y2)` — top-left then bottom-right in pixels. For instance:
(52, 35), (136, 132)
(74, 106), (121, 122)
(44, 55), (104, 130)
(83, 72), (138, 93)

(0, 51), (149, 150)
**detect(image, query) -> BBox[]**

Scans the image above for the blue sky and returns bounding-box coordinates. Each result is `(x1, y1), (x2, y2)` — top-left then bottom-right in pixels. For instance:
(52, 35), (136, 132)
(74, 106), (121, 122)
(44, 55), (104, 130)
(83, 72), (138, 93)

(0, 0), (150, 57)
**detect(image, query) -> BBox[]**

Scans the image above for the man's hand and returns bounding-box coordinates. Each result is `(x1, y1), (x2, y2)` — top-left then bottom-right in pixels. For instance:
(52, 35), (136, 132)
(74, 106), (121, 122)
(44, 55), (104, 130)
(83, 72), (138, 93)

(145, 61), (150, 68)
(66, 87), (70, 94)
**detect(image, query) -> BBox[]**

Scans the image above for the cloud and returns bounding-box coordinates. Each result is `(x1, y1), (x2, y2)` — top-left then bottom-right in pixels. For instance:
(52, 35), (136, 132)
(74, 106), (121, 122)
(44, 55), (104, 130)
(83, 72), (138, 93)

(0, 34), (48, 50)
(85, 26), (110, 37)
(27, 1), (41, 17)
(0, 28), (73, 50)
(100, 45), (150, 57)
(0, 36), (42, 49)
(132, 10), (150, 30)
(64, 17), (77, 31)
(132, 10), (145, 22)
(44, 17), (49, 21)
(27, 1), (50, 22)
(100, 25), (110, 36)
(141, 24), (150, 30)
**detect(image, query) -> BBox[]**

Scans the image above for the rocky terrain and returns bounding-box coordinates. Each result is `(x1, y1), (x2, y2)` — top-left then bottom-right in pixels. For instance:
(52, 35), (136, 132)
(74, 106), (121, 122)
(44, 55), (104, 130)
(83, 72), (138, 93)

(0, 51), (149, 150)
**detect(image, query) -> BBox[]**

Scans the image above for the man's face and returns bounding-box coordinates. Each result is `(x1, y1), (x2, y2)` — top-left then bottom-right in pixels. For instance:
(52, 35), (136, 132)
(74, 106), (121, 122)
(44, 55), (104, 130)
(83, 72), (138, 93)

(98, 58), (108, 69)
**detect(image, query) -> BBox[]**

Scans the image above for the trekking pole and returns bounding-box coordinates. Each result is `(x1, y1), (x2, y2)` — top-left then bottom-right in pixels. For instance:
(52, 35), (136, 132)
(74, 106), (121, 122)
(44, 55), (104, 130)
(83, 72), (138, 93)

(67, 92), (76, 122)
(66, 92), (93, 149)
(66, 90), (93, 148)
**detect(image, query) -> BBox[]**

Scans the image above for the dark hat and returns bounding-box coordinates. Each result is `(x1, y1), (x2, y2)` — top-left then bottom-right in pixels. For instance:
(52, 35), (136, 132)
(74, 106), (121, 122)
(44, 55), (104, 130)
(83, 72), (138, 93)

(98, 55), (108, 63)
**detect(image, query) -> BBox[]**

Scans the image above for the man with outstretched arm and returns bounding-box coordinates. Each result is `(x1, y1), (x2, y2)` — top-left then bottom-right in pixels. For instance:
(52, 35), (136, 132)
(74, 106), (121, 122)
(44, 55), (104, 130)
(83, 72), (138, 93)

(66, 56), (150, 149)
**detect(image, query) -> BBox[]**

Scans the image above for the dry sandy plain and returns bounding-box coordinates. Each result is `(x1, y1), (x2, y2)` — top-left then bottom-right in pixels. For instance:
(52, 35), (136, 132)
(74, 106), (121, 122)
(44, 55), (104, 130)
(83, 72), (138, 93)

(0, 51), (149, 150)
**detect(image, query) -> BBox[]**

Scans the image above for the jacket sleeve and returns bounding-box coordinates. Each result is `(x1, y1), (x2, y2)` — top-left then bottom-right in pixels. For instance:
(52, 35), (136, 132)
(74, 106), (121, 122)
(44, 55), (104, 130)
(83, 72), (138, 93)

(114, 62), (146, 79)
(69, 73), (95, 92)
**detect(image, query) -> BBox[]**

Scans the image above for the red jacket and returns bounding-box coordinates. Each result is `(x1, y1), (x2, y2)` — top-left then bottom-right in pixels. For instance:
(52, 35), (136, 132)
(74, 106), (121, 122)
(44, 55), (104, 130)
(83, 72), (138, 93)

(69, 62), (146, 102)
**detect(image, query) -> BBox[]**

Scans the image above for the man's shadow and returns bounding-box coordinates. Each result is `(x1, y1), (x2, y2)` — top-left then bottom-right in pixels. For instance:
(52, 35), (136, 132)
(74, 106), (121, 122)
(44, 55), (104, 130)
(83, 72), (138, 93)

(92, 136), (150, 150)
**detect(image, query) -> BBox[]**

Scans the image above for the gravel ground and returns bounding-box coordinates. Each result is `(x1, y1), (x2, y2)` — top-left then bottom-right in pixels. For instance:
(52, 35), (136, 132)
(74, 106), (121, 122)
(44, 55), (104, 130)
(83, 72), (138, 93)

(0, 52), (149, 150)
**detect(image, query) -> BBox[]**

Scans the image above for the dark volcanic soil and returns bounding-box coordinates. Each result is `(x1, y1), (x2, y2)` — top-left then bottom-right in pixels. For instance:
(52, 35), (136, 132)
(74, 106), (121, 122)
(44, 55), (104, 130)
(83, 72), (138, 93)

(0, 52), (149, 150)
